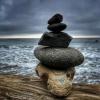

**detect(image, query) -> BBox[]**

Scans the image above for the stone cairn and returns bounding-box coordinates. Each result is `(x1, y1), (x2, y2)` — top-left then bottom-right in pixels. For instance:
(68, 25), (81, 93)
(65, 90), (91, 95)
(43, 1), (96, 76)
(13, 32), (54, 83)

(34, 14), (84, 97)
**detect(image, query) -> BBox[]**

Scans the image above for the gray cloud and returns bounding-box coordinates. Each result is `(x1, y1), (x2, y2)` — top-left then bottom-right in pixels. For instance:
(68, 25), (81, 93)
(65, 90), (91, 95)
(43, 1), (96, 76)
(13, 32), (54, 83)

(0, 0), (100, 35)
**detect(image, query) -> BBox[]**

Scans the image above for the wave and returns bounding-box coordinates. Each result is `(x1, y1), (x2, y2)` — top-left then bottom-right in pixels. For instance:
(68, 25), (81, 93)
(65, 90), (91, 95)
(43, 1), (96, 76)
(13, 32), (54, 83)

(0, 43), (100, 83)
(0, 45), (34, 49)
(0, 63), (18, 69)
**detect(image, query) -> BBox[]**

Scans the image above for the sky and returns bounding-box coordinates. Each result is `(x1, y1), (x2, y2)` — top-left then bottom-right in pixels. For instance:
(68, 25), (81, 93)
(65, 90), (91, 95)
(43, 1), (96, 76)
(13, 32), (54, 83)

(0, 0), (100, 37)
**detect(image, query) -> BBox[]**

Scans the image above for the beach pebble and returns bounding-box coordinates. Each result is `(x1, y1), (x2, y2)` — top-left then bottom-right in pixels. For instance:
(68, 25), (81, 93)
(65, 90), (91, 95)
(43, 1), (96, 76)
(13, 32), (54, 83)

(48, 14), (63, 25)
(34, 47), (84, 69)
(38, 32), (72, 47)
(47, 23), (67, 32)
(35, 63), (75, 97)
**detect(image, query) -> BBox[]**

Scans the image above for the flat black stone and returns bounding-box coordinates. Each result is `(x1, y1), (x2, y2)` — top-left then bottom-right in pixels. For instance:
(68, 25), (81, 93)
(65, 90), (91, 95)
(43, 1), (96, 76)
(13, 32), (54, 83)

(47, 23), (67, 32)
(34, 47), (84, 70)
(48, 14), (63, 25)
(38, 32), (72, 47)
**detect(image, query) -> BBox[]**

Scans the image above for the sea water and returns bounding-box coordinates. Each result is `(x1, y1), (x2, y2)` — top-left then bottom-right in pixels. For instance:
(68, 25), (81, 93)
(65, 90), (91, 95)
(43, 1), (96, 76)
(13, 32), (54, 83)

(0, 39), (100, 84)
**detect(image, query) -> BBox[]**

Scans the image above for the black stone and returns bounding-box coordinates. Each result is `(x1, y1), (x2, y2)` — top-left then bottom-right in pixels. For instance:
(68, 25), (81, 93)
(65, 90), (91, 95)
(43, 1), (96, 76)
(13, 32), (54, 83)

(38, 32), (72, 47)
(34, 47), (84, 70)
(48, 14), (63, 25)
(47, 23), (67, 32)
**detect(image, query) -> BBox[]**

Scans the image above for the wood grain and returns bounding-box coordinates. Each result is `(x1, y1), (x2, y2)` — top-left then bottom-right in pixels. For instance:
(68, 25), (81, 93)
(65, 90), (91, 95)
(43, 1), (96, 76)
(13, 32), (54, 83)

(0, 75), (100, 100)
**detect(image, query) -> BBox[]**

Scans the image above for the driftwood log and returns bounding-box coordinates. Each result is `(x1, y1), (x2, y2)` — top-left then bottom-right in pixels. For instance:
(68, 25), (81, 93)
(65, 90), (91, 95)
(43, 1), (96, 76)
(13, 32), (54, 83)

(0, 75), (100, 100)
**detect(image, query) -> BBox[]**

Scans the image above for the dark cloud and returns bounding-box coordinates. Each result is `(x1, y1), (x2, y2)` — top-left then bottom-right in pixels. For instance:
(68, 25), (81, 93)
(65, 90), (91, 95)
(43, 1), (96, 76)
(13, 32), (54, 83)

(0, 0), (100, 35)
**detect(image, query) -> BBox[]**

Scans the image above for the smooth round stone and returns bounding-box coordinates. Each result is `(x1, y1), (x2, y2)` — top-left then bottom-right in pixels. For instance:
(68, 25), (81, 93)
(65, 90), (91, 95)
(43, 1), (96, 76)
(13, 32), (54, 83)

(34, 47), (84, 70)
(48, 14), (63, 25)
(47, 23), (67, 32)
(38, 32), (72, 47)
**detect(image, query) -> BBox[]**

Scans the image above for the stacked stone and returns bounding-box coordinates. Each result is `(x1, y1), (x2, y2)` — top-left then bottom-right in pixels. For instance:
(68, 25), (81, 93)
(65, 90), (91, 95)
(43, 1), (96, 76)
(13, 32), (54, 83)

(34, 14), (84, 97)
(38, 14), (72, 48)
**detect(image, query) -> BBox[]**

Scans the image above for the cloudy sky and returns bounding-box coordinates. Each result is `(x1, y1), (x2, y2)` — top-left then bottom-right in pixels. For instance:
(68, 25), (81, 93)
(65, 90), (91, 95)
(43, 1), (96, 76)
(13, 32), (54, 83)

(0, 0), (100, 37)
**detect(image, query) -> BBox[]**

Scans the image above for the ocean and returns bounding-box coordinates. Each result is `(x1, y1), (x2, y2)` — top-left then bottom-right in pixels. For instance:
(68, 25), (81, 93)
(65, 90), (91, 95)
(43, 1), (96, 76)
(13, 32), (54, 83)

(0, 39), (100, 84)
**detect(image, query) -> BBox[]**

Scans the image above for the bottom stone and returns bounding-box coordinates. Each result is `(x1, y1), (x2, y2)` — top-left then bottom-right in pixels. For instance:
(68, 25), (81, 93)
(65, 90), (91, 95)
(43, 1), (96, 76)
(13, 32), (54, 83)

(35, 63), (75, 97)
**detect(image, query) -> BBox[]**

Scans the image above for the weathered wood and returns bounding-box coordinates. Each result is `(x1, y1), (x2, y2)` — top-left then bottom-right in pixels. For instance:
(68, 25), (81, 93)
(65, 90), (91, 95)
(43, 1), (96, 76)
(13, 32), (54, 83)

(0, 75), (100, 100)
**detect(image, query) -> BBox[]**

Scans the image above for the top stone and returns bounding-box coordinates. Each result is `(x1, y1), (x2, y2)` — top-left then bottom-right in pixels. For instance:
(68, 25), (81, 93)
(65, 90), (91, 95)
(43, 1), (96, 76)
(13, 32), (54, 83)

(48, 14), (63, 25)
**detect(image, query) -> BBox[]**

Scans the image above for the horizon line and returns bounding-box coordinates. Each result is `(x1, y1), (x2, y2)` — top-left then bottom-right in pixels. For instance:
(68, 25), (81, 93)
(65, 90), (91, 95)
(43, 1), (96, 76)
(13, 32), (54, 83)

(0, 34), (100, 39)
